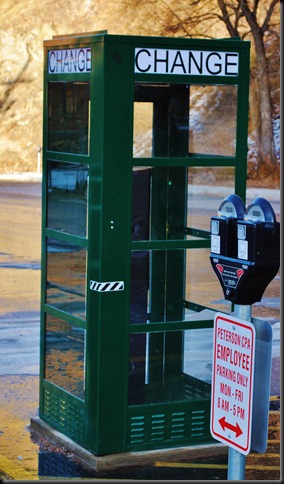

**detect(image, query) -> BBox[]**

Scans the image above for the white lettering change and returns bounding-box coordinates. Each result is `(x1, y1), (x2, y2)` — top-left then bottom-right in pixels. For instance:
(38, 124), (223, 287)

(135, 48), (239, 76)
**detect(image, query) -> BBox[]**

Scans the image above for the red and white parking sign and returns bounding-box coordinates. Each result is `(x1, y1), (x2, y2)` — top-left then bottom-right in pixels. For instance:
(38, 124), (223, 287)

(210, 313), (255, 455)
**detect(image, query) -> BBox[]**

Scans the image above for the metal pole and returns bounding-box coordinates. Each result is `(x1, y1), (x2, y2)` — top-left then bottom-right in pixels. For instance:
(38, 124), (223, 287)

(37, 146), (41, 174)
(227, 304), (252, 481)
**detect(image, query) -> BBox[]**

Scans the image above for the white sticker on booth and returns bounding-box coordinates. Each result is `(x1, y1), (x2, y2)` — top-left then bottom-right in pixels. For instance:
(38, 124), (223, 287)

(48, 48), (92, 74)
(134, 48), (239, 76)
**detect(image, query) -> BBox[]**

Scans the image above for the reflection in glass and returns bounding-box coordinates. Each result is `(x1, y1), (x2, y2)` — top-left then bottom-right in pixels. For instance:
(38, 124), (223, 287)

(131, 249), (186, 325)
(189, 85), (237, 156)
(188, 166), (235, 188)
(130, 247), (228, 326)
(47, 161), (88, 237)
(45, 314), (85, 400)
(183, 328), (213, 384)
(128, 330), (212, 405)
(133, 83), (189, 158)
(132, 167), (188, 241)
(186, 248), (230, 314)
(48, 81), (90, 154)
(132, 166), (236, 240)
(133, 103), (153, 157)
(46, 239), (87, 320)
(187, 166), (235, 233)
(133, 83), (237, 158)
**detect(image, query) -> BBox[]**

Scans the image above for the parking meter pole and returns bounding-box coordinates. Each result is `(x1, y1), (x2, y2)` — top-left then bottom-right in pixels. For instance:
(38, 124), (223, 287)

(227, 303), (252, 481)
(210, 195), (279, 479)
(228, 447), (246, 480)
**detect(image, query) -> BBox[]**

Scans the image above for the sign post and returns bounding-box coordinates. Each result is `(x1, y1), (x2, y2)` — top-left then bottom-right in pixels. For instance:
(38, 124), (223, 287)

(209, 194), (279, 479)
(210, 307), (255, 479)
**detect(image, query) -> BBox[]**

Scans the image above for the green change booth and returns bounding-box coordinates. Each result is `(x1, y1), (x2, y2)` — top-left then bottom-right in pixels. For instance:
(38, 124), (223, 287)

(39, 31), (250, 455)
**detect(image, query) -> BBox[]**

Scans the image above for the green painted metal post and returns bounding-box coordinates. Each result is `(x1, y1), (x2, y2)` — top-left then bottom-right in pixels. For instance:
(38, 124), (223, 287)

(39, 31), (251, 456)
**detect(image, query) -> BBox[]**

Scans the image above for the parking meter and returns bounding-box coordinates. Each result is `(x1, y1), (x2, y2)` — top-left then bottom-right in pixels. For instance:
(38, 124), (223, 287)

(210, 196), (280, 305)
(210, 194), (246, 258)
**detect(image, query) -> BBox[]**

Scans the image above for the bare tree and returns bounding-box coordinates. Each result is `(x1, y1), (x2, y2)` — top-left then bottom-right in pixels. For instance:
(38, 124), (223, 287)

(119, 0), (280, 175)
(217, 0), (279, 173)
(166, 0), (280, 173)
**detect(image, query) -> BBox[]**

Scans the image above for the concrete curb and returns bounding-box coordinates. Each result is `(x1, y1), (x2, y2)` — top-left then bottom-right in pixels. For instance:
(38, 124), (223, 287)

(190, 184), (280, 202)
(0, 173), (280, 202)
(0, 172), (42, 182)
(30, 416), (228, 472)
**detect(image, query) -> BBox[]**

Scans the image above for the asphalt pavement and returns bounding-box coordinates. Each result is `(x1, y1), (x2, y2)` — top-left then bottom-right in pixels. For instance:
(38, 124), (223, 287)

(0, 175), (281, 481)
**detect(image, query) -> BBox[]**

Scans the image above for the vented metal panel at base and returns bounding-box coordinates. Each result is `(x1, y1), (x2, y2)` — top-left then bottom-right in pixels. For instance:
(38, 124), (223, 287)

(43, 386), (85, 443)
(126, 401), (213, 451)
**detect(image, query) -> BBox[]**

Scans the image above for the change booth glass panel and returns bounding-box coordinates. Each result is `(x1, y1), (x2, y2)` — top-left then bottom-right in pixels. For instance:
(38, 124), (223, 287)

(46, 239), (87, 320)
(132, 166), (218, 241)
(130, 248), (231, 324)
(45, 161), (89, 319)
(130, 248), (223, 326)
(48, 81), (90, 154)
(131, 249), (185, 324)
(132, 167), (188, 241)
(129, 328), (212, 406)
(186, 248), (230, 314)
(47, 161), (89, 237)
(45, 313), (85, 400)
(133, 83), (238, 158)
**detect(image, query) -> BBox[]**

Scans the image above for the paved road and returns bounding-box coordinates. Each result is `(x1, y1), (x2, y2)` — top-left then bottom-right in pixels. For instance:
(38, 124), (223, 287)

(0, 179), (281, 480)
(0, 180), (280, 381)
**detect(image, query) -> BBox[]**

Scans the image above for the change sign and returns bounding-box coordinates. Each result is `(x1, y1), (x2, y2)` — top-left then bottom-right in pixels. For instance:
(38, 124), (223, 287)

(210, 313), (255, 455)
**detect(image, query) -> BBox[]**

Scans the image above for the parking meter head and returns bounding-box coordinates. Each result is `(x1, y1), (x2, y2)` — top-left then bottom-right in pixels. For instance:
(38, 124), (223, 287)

(237, 197), (280, 266)
(210, 195), (280, 305)
(244, 197), (277, 224)
(210, 194), (246, 258)
(217, 194), (246, 219)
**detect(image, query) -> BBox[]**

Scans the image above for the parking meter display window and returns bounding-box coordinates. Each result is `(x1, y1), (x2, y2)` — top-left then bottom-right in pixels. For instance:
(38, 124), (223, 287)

(133, 83), (237, 158)
(46, 238), (87, 320)
(245, 197), (277, 223)
(128, 329), (212, 406)
(48, 81), (90, 154)
(45, 313), (85, 400)
(47, 161), (88, 237)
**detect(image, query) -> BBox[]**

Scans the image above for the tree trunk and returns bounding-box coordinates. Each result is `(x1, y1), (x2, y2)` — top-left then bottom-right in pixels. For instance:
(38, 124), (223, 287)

(249, 71), (261, 160)
(216, 0), (277, 173)
(253, 34), (276, 171)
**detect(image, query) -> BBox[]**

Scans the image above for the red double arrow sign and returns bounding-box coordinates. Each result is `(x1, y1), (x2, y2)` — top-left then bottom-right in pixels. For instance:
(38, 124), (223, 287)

(219, 416), (243, 438)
